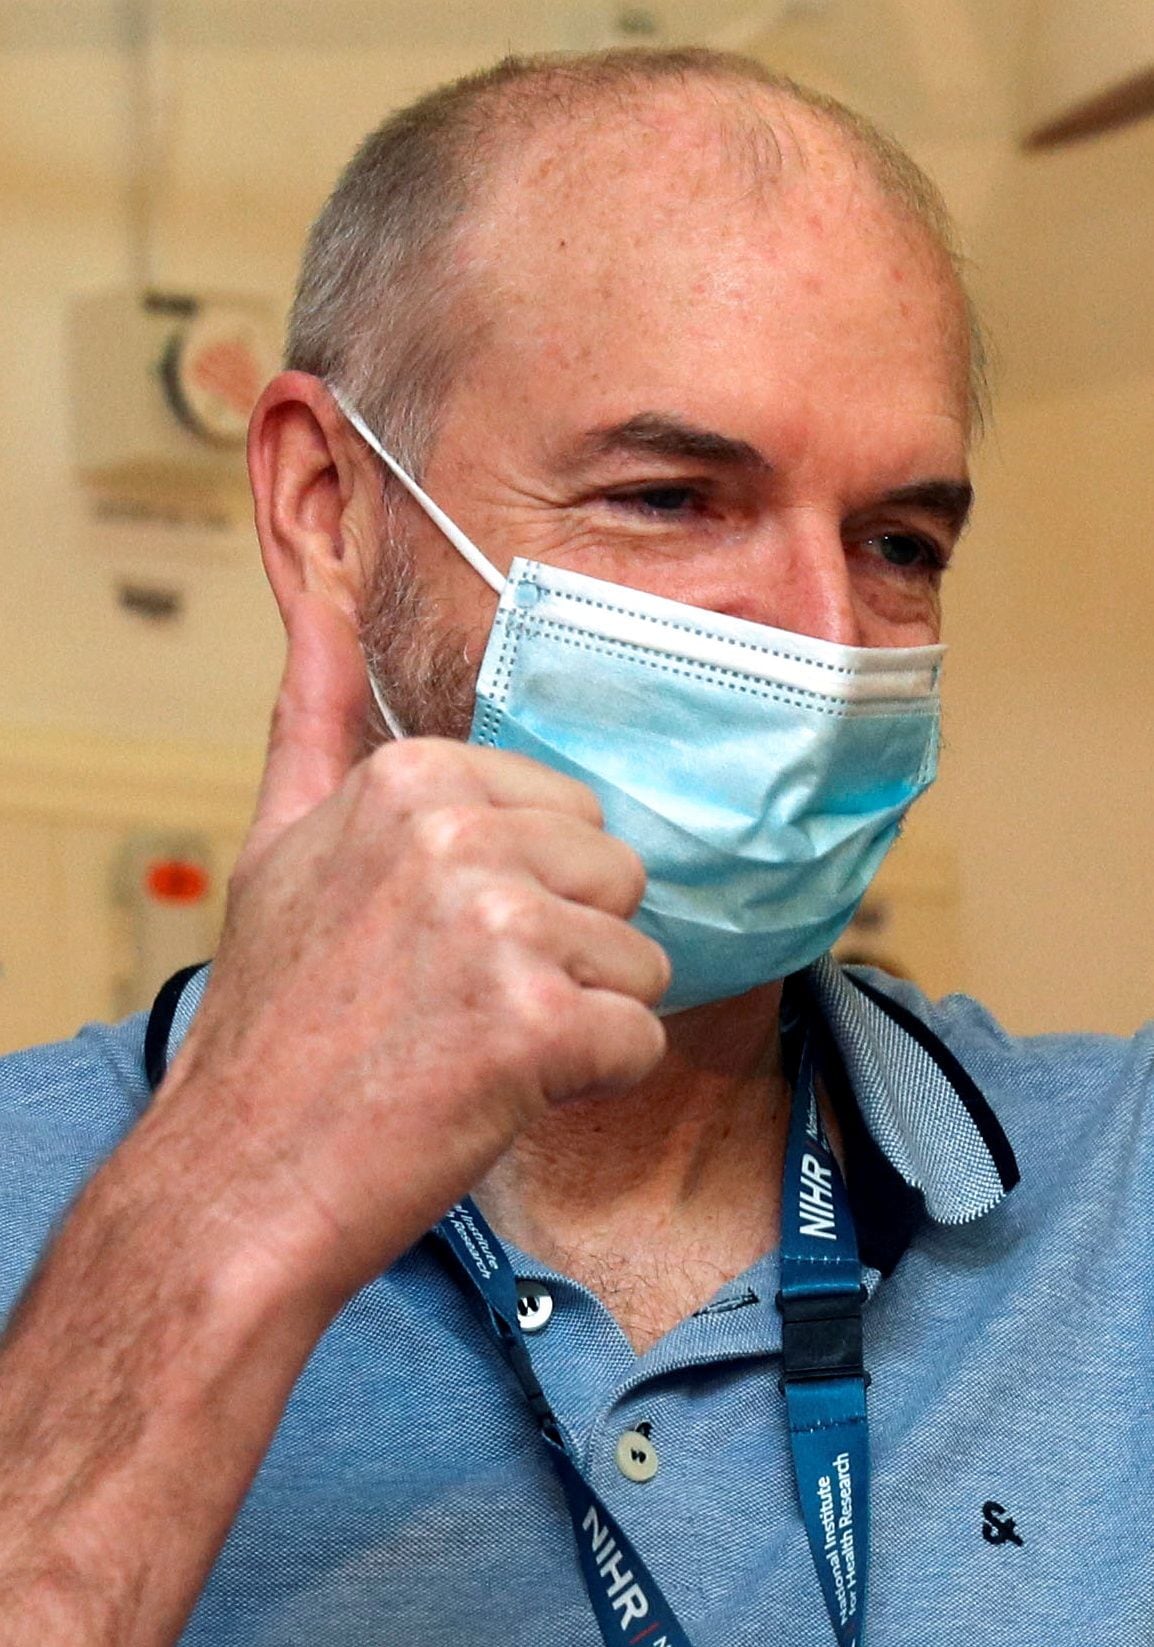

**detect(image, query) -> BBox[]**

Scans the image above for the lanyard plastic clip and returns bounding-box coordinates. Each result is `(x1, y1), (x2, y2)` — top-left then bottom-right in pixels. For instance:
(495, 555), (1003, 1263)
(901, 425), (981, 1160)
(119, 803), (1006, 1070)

(492, 1311), (566, 1446)
(776, 1285), (870, 1388)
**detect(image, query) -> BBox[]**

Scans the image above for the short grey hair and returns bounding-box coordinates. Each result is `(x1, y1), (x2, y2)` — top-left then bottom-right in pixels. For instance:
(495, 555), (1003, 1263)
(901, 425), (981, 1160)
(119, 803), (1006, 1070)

(286, 47), (987, 476)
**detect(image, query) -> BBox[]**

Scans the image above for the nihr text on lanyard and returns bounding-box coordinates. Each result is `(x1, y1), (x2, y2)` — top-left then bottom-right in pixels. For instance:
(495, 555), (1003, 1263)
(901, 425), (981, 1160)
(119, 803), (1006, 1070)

(433, 1027), (871, 1647)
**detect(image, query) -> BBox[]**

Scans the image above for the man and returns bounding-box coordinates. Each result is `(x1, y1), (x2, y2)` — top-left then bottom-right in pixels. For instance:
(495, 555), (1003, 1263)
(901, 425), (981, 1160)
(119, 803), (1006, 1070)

(0, 45), (1149, 1647)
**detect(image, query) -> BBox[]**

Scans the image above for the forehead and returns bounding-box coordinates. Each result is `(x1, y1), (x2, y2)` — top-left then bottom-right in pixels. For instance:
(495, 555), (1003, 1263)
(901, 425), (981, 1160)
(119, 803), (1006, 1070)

(458, 86), (971, 441)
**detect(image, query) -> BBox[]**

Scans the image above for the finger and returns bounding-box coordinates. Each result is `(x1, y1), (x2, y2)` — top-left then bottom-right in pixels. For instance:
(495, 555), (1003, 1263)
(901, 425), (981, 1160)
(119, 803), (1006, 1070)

(452, 743), (605, 825)
(486, 811), (648, 919)
(357, 739), (608, 833)
(246, 593), (369, 865)
(553, 903), (672, 1006)
(543, 991), (667, 1103)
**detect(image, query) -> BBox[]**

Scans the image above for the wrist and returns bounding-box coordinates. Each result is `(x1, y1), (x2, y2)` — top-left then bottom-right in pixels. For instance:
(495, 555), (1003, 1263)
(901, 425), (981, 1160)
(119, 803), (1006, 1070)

(93, 1088), (350, 1347)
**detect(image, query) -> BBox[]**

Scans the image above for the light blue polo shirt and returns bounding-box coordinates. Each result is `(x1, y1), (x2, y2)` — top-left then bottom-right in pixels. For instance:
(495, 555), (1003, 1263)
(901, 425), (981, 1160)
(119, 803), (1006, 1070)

(1, 955), (1151, 1644)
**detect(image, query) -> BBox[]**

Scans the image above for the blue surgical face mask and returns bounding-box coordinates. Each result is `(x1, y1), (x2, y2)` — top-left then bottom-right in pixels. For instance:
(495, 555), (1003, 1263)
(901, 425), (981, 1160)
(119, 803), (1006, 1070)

(337, 393), (944, 1013)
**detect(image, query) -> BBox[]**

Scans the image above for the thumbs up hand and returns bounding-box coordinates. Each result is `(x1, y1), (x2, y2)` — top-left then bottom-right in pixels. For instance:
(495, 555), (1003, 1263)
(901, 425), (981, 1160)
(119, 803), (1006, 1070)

(153, 591), (669, 1310)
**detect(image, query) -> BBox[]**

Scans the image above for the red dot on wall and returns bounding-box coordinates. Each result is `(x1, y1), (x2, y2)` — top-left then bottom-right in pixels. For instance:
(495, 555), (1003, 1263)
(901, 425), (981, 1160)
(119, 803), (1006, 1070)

(145, 860), (210, 905)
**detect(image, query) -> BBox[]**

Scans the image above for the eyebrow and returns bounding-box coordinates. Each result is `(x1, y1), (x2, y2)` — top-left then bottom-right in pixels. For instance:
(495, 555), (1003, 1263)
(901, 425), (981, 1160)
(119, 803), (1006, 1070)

(572, 413), (772, 472)
(568, 411), (974, 533)
(871, 481), (974, 536)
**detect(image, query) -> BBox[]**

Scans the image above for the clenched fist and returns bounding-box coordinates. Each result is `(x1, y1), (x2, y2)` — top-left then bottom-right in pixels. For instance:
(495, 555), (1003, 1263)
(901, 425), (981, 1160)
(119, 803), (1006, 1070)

(152, 593), (670, 1307)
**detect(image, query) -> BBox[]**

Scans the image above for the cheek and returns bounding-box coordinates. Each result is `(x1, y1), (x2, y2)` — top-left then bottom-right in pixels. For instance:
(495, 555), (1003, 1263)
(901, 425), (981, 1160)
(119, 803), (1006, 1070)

(406, 517), (501, 649)
(847, 556), (943, 646)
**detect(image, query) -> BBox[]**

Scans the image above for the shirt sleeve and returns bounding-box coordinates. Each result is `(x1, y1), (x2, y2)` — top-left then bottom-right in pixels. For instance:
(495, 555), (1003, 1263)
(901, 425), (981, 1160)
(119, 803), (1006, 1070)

(0, 1015), (151, 1322)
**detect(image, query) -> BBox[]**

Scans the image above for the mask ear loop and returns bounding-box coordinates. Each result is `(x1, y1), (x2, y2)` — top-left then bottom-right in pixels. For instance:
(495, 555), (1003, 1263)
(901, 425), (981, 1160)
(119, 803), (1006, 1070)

(331, 389), (506, 594)
(330, 388), (508, 742)
(366, 671), (409, 743)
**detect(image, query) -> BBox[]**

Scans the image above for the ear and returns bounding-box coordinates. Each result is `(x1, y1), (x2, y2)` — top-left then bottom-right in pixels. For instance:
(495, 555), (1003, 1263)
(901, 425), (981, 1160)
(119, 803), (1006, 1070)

(247, 371), (382, 625)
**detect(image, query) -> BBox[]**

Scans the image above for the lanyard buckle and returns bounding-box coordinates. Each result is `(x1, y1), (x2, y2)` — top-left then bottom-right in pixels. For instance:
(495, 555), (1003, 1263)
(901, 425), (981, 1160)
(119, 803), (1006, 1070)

(776, 1285), (870, 1387)
(495, 1312), (566, 1445)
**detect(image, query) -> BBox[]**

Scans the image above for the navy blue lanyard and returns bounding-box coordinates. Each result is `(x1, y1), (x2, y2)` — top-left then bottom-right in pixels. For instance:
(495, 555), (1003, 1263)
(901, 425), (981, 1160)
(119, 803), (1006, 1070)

(777, 1034), (870, 1646)
(433, 1031), (870, 1647)
(142, 969), (868, 1641)
(435, 1200), (695, 1647)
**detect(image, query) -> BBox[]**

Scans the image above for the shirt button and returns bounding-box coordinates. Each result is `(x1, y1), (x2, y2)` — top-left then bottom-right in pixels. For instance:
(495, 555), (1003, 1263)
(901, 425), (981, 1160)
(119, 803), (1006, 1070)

(616, 1429), (659, 1483)
(516, 1280), (554, 1333)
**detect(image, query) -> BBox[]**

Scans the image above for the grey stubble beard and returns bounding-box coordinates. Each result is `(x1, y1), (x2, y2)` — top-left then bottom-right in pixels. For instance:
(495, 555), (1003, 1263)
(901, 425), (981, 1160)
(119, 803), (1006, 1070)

(356, 518), (480, 750)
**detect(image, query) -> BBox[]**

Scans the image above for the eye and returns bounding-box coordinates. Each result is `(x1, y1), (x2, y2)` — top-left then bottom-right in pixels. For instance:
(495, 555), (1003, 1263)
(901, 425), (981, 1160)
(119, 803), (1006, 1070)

(606, 485), (704, 518)
(860, 532), (946, 573)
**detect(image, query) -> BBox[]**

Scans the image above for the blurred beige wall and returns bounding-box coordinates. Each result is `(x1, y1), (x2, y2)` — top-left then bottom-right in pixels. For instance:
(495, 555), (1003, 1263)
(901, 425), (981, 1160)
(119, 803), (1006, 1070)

(1, 0), (1151, 1038)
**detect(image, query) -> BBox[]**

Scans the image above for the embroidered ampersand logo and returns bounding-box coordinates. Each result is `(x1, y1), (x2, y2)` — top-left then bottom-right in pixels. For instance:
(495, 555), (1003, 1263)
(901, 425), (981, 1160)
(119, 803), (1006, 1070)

(982, 1501), (1024, 1547)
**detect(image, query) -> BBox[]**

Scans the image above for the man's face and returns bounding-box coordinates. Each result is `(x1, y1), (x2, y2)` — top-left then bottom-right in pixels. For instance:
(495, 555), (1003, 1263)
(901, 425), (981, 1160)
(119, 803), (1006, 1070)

(362, 90), (972, 739)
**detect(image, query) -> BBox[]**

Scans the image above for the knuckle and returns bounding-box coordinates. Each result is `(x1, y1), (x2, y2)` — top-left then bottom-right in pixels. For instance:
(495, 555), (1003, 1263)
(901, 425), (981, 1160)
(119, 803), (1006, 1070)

(349, 745), (395, 806)
(366, 736), (452, 799)
(349, 740), (462, 835)
(635, 1007), (668, 1070)
(616, 843), (648, 911)
(642, 937), (673, 1002)
(473, 882), (546, 947)
(412, 804), (485, 863)
(575, 781), (604, 830)
(508, 969), (578, 1055)
(591, 835), (646, 916)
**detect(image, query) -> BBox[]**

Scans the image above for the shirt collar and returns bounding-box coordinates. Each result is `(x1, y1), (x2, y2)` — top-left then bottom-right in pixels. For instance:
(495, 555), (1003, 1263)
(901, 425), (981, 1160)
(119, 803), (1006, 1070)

(791, 955), (1019, 1275)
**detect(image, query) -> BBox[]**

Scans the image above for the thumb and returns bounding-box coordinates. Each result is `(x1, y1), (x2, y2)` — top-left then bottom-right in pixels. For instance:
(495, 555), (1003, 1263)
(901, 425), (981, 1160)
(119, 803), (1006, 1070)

(243, 592), (370, 869)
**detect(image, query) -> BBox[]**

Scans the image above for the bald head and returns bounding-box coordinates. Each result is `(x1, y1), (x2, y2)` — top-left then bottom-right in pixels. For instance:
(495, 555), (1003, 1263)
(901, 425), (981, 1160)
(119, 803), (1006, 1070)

(285, 48), (984, 474)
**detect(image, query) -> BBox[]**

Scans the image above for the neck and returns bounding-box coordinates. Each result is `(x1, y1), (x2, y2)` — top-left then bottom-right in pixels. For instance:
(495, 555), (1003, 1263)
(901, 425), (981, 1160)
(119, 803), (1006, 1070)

(474, 983), (790, 1331)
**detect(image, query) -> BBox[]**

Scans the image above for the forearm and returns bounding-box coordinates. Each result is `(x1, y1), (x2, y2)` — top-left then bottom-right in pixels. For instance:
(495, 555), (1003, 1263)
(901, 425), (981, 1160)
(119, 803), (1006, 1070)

(0, 710), (663, 1641)
(0, 1105), (336, 1647)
